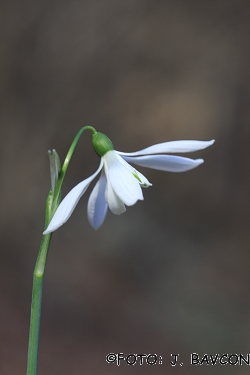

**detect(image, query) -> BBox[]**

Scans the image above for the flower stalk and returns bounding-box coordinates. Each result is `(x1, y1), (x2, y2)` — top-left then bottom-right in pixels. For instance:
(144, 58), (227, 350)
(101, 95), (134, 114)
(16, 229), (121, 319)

(26, 232), (52, 375)
(51, 126), (97, 216)
(26, 126), (96, 375)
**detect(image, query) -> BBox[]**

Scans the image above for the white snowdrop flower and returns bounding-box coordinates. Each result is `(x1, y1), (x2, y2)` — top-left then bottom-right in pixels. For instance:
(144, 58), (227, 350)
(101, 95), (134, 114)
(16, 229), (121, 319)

(43, 132), (214, 233)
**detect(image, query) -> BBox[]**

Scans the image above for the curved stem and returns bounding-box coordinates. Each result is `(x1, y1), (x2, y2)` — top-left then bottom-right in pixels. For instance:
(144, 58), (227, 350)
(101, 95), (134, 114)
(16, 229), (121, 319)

(26, 126), (96, 375)
(52, 126), (96, 215)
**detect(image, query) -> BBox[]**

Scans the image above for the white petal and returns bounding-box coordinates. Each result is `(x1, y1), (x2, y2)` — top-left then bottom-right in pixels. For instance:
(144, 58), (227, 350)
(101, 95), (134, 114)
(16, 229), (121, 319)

(117, 139), (215, 156)
(122, 155), (204, 172)
(114, 151), (152, 187)
(105, 175), (126, 214)
(133, 169), (152, 187)
(43, 159), (103, 234)
(104, 151), (143, 206)
(87, 170), (108, 230)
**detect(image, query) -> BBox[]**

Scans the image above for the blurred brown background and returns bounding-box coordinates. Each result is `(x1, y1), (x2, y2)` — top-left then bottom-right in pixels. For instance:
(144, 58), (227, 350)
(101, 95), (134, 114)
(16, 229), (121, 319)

(0, 0), (250, 374)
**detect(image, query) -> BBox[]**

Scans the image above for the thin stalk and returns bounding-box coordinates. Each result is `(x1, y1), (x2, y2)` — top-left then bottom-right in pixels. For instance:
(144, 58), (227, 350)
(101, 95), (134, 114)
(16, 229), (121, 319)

(26, 233), (52, 375)
(26, 126), (96, 375)
(52, 126), (96, 214)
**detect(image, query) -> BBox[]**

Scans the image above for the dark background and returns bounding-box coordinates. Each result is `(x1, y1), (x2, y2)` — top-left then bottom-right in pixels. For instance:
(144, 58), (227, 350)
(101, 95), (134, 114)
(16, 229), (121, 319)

(0, 0), (250, 374)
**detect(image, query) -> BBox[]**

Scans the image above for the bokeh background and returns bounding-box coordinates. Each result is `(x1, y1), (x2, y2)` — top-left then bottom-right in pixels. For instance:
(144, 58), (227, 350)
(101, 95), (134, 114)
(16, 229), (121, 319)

(1, 0), (250, 374)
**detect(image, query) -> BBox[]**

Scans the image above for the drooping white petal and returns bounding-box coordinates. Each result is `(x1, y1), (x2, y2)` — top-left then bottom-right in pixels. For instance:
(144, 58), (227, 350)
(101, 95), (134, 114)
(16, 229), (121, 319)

(114, 151), (152, 187)
(87, 170), (108, 230)
(43, 159), (103, 234)
(104, 151), (143, 206)
(122, 155), (204, 172)
(117, 139), (215, 156)
(105, 174), (126, 214)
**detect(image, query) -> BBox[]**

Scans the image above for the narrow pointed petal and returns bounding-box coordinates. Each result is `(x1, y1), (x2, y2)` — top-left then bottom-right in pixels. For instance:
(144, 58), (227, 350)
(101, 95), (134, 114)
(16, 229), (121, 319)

(118, 139), (215, 156)
(43, 160), (103, 234)
(122, 155), (204, 172)
(87, 170), (108, 230)
(104, 151), (143, 206)
(105, 176), (126, 214)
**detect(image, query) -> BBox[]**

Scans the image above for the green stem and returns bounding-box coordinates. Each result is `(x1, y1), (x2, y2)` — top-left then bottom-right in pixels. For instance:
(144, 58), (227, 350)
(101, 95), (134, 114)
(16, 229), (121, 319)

(52, 126), (96, 215)
(26, 233), (52, 375)
(26, 126), (96, 375)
